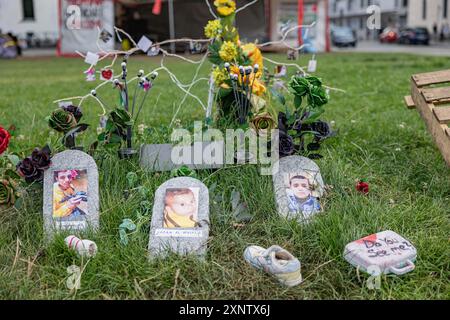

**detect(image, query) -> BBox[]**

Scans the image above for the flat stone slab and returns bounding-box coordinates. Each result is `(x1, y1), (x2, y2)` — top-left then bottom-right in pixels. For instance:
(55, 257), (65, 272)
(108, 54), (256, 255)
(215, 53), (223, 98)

(140, 141), (224, 172)
(272, 156), (325, 223)
(344, 230), (417, 275)
(148, 177), (210, 259)
(43, 150), (99, 239)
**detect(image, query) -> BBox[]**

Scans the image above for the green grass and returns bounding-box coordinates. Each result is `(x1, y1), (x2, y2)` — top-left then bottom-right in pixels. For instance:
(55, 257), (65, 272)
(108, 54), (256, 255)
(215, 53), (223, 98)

(0, 53), (449, 300)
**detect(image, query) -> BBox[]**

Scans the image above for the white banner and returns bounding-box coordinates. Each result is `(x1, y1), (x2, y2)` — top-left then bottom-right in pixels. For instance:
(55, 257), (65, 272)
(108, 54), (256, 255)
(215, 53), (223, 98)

(59, 0), (115, 55)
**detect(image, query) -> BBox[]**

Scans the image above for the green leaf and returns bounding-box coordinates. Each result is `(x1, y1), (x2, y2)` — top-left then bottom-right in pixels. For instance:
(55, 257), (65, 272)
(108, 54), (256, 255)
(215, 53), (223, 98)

(7, 155), (20, 166)
(119, 218), (136, 231)
(294, 95), (303, 109)
(126, 172), (138, 188)
(119, 229), (129, 246)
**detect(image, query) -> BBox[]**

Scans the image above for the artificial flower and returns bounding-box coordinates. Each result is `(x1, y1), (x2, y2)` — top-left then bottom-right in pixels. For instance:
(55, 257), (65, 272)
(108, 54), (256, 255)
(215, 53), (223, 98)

(212, 67), (229, 86)
(204, 19), (222, 39)
(61, 105), (83, 123)
(214, 0), (236, 17)
(241, 43), (263, 76)
(48, 109), (77, 133)
(251, 77), (266, 96)
(356, 180), (369, 195)
(17, 145), (52, 183)
(279, 131), (295, 157)
(219, 41), (238, 62)
(0, 126), (11, 155)
(250, 113), (276, 136)
(0, 178), (18, 206)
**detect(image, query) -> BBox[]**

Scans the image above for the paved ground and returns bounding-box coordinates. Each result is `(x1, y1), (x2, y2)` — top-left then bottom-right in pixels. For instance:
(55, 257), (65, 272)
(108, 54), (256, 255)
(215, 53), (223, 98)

(333, 40), (450, 56)
(11, 41), (450, 58)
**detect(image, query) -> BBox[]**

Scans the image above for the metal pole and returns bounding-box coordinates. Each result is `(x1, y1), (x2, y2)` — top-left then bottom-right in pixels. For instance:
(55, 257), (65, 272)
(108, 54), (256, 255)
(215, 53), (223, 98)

(168, 0), (176, 53)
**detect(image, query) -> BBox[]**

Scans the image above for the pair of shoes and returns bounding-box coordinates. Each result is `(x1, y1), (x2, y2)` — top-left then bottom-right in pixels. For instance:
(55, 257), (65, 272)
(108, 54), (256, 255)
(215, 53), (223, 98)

(243, 245), (302, 287)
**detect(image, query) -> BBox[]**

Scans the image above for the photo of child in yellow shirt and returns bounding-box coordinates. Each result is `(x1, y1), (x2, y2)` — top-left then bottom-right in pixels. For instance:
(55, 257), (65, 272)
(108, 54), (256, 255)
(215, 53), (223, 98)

(163, 188), (199, 228)
(53, 170), (88, 221)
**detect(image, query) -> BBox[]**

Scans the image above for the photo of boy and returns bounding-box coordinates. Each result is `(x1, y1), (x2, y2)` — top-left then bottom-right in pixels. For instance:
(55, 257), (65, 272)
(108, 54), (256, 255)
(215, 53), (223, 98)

(285, 172), (321, 218)
(163, 188), (199, 228)
(53, 170), (88, 221)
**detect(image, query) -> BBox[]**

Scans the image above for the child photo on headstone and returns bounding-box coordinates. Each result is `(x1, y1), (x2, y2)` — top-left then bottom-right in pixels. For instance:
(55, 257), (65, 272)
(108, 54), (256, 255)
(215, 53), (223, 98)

(285, 171), (321, 218)
(163, 188), (199, 228)
(53, 169), (88, 222)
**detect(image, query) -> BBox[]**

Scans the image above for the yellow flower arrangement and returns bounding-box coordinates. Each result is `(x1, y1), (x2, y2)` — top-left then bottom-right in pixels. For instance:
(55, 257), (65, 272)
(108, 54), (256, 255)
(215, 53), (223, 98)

(212, 67), (229, 86)
(214, 0), (236, 17)
(204, 19), (222, 39)
(241, 43), (263, 76)
(219, 41), (238, 62)
(228, 65), (266, 97)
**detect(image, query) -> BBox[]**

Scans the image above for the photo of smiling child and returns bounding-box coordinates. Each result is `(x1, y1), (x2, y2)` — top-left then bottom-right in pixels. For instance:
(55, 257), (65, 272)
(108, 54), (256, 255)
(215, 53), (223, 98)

(285, 172), (321, 218)
(53, 170), (88, 221)
(163, 188), (199, 228)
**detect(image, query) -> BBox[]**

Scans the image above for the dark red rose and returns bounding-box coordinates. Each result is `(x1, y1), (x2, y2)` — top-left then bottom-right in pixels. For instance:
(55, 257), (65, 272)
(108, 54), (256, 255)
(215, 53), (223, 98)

(356, 181), (369, 195)
(17, 157), (42, 183)
(30, 145), (52, 170)
(0, 126), (11, 155)
(17, 145), (52, 183)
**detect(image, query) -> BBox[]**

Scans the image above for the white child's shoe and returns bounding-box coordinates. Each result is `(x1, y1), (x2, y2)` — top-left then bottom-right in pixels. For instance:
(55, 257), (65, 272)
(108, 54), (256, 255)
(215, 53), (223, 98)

(243, 245), (303, 287)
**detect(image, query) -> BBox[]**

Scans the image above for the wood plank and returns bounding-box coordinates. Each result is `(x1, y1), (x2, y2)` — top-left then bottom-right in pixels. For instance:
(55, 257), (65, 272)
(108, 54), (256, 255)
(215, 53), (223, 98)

(411, 80), (450, 167)
(412, 69), (450, 87)
(421, 87), (450, 103)
(433, 107), (450, 124)
(404, 95), (416, 109)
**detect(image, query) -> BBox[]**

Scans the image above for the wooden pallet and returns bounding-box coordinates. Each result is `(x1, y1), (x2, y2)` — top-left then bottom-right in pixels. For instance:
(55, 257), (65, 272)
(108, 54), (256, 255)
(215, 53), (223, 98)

(405, 69), (450, 167)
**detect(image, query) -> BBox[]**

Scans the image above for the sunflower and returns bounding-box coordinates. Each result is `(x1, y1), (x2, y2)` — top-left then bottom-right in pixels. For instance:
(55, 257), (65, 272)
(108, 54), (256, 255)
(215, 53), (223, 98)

(214, 0), (236, 17)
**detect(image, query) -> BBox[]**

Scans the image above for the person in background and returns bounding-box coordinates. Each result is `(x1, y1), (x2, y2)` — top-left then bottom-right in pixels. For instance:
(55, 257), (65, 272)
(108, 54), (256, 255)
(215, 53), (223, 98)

(7, 32), (21, 56)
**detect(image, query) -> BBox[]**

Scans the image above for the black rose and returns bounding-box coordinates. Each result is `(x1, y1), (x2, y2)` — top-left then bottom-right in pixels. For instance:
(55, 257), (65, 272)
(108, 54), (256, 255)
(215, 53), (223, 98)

(30, 145), (52, 170)
(277, 112), (288, 133)
(17, 157), (42, 183)
(310, 121), (331, 140)
(62, 105), (83, 123)
(279, 131), (295, 157)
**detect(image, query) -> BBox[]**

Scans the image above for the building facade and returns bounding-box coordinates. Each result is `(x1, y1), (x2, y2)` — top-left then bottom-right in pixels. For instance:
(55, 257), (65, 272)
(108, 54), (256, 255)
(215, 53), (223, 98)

(0, 0), (58, 47)
(329, 0), (408, 40)
(407, 0), (450, 36)
(329, 0), (450, 40)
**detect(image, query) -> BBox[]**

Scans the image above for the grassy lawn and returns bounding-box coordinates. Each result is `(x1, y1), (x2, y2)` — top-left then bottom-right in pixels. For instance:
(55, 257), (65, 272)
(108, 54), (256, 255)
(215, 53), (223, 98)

(0, 53), (448, 300)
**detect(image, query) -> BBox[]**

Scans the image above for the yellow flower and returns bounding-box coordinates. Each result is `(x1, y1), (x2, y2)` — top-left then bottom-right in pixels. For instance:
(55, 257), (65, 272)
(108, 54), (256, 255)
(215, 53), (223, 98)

(204, 19), (222, 39)
(219, 41), (238, 62)
(229, 65), (266, 97)
(251, 77), (266, 97)
(241, 43), (263, 76)
(212, 67), (229, 85)
(214, 0), (236, 17)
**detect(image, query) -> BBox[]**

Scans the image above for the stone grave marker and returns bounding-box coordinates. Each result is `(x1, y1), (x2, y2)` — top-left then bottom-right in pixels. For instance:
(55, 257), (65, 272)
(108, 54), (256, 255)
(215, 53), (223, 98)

(148, 177), (210, 259)
(272, 155), (325, 223)
(43, 150), (99, 238)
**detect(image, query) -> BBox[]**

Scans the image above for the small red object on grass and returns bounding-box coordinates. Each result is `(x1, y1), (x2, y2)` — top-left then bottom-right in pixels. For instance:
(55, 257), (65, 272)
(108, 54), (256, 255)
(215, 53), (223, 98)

(0, 126), (11, 156)
(356, 180), (369, 195)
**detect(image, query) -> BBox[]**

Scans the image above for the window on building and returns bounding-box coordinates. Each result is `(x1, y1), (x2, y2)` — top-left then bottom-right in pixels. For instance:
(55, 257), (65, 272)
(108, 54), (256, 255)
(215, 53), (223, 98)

(348, 0), (354, 11)
(444, 0), (448, 18)
(22, 0), (35, 20)
(403, 0), (408, 6)
(422, 0), (427, 20)
(361, 0), (364, 8)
